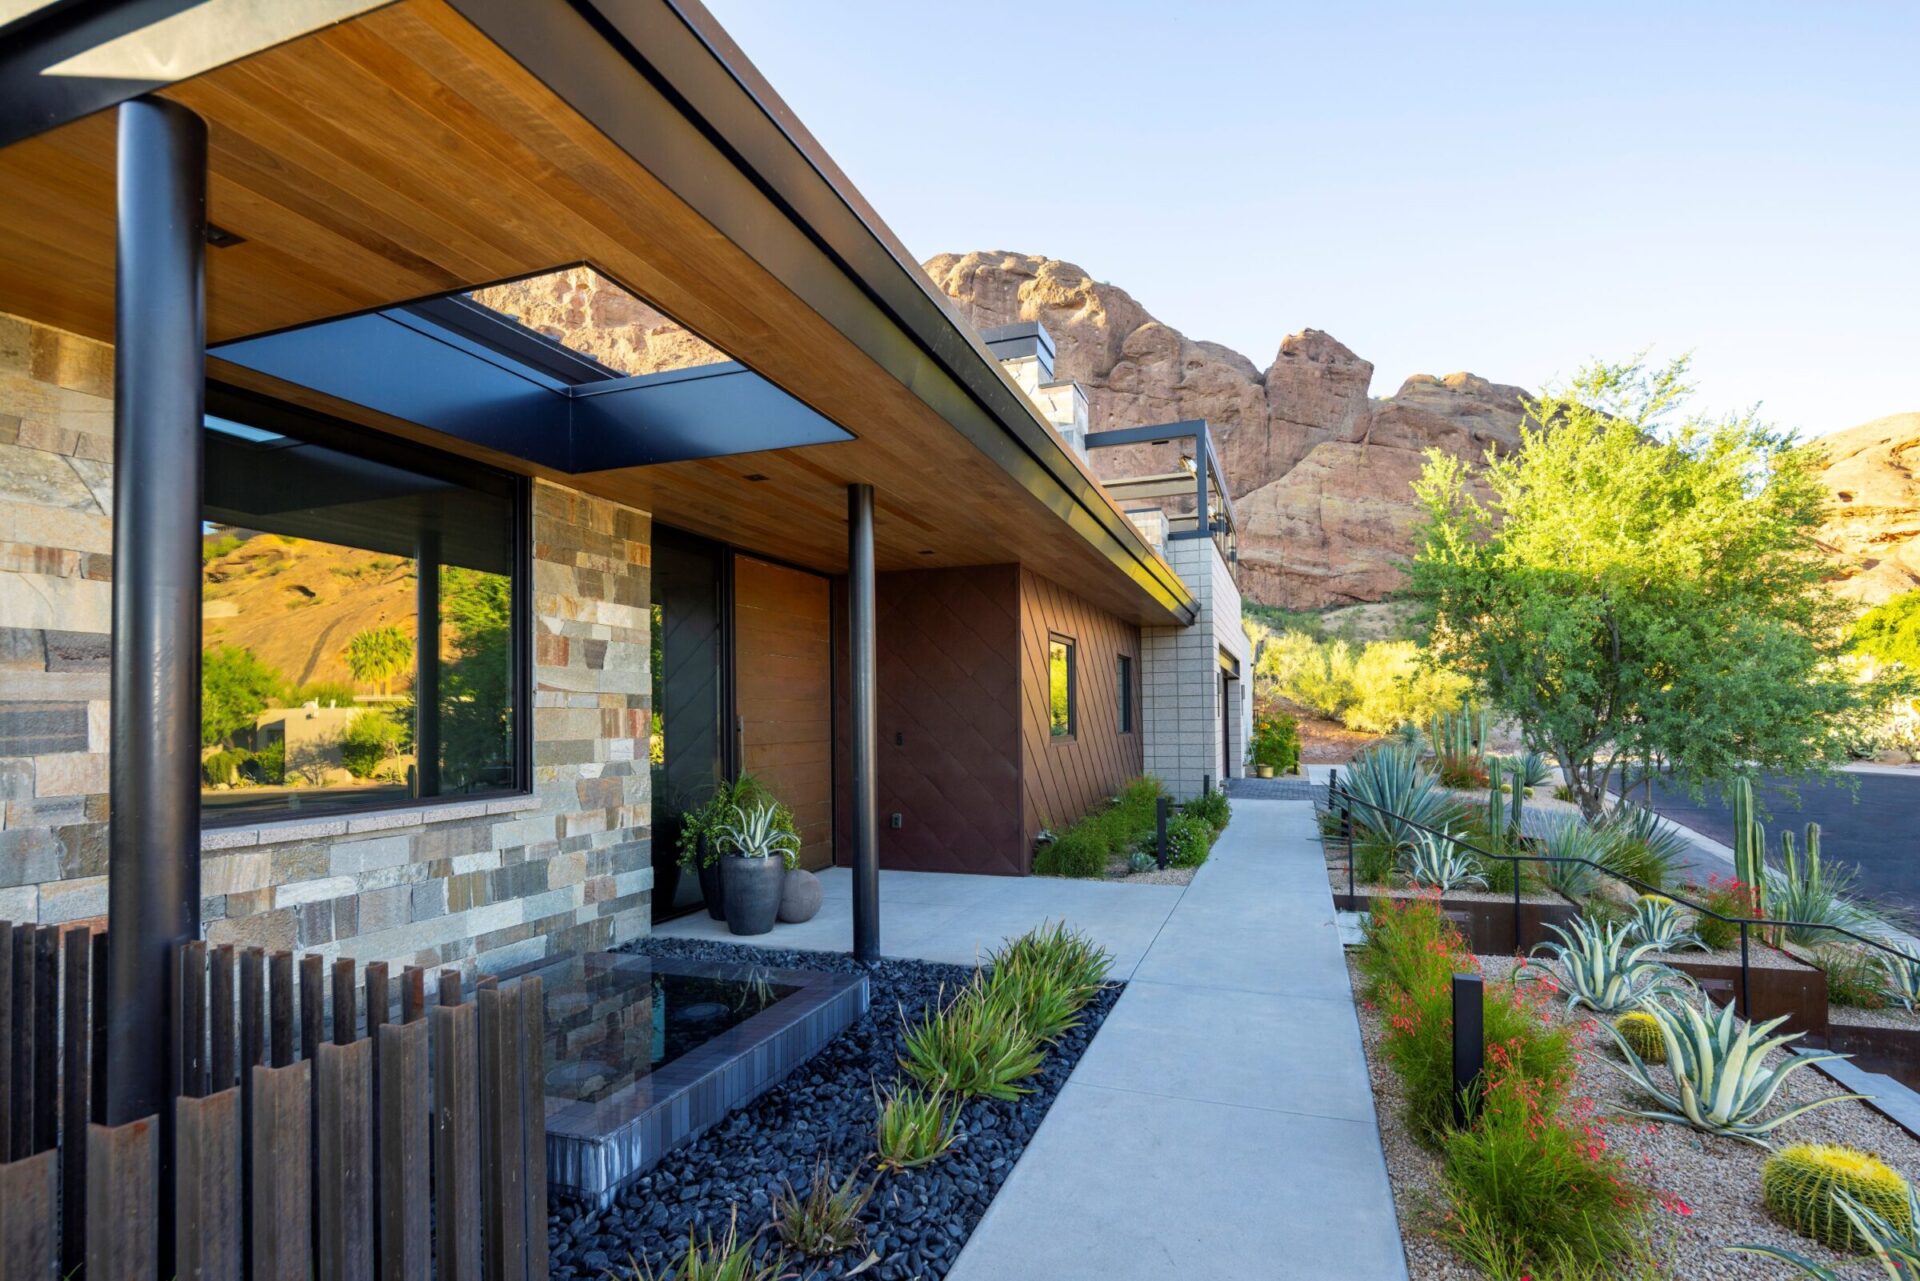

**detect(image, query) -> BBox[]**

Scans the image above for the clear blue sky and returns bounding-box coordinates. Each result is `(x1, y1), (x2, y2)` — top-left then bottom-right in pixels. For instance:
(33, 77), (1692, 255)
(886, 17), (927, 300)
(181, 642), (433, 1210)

(703, 0), (1918, 437)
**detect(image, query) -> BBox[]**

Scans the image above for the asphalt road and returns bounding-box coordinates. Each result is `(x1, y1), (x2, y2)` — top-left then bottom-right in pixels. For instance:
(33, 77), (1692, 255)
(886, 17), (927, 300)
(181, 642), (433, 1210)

(1627, 770), (1920, 916)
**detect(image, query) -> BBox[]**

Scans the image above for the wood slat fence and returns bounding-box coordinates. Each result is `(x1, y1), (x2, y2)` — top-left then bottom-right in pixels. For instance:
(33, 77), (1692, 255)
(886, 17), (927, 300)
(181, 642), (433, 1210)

(0, 921), (550, 1281)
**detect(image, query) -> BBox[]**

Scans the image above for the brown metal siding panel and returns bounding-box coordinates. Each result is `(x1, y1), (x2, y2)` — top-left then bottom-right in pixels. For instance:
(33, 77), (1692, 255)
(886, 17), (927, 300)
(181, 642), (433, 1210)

(833, 566), (1026, 875)
(1018, 569), (1144, 852)
(735, 555), (834, 870)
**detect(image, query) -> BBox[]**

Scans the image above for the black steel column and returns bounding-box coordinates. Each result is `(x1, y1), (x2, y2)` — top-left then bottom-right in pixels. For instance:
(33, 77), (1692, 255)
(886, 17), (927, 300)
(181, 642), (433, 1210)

(106, 97), (206, 1128)
(848, 484), (880, 962)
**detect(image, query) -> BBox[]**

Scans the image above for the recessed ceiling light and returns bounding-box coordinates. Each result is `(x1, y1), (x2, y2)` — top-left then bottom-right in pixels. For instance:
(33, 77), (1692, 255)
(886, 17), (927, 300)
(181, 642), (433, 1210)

(205, 222), (246, 248)
(744, 473), (768, 482)
(918, 549), (934, 555)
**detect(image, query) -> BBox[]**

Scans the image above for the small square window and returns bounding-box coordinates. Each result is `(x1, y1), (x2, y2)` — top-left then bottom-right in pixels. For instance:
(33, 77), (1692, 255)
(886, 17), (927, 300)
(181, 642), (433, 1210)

(1048, 636), (1075, 739)
(1117, 655), (1134, 734)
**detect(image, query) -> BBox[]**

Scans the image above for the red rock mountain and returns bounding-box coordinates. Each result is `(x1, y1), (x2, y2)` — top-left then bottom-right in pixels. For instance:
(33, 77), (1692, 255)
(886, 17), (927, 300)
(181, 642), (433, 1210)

(1816, 413), (1920, 606)
(921, 252), (1532, 607)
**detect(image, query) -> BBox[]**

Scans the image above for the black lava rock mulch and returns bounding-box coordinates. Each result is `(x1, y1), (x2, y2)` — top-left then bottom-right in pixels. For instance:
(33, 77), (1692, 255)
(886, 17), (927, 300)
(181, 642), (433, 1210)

(547, 937), (1122, 1280)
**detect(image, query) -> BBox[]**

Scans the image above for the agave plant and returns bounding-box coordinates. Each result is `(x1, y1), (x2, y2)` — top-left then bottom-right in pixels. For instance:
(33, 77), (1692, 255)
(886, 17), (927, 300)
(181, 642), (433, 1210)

(1603, 996), (1864, 1145)
(1511, 749), (1554, 789)
(1595, 802), (1691, 891)
(1520, 917), (1694, 1015)
(1401, 830), (1487, 893)
(1534, 813), (1610, 898)
(1729, 1185), (1920, 1279)
(1626, 894), (1706, 953)
(716, 799), (801, 866)
(1882, 948), (1920, 1011)
(1339, 744), (1466, 856)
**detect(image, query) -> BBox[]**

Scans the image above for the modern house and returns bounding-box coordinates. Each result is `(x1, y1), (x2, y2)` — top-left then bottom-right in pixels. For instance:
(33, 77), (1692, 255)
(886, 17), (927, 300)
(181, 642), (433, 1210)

(0, 0), (1245, 1132)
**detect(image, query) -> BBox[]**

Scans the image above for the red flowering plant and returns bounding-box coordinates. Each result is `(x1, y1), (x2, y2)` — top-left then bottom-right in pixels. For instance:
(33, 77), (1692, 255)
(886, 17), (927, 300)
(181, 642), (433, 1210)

(1691, 874), (1763, 951)
(1440, 1037), (1652, 1275)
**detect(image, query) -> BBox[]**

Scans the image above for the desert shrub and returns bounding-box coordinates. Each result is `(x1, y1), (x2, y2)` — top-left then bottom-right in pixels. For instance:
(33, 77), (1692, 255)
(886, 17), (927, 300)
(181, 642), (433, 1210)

(1813, 946), (1890, 1010)
(244, 739), (285, 785)
(988, 922), (1112, 1007)
(1250, 709), (1301, 773)
(1595, 803), (1690, 891)
(1440, 1045), (1649, 1274)
(340, 708), (406, 779)
(1691, 876), (1757, 951)
(1363, 896), (1574, 1142)
(772, 1163), (873, 1257)
(201, 747), (251, 786)
(874, 1081), (958, 1171)
(1165, 813), (1215, 868)
(1032, 825), (1106, 878)
(899, 979), (1044, 1101)
(1353, 831), (1399, 885)
(1256, 630), (1468, 733)
(623, 1209), (785, 1281)
(1182, 788), (1230, 833)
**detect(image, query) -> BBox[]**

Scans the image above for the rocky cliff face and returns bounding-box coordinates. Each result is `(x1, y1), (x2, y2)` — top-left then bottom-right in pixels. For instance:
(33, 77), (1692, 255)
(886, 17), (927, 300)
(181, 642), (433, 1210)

(1816, 413), (1920, 606)
(921, 252), (1531, 607)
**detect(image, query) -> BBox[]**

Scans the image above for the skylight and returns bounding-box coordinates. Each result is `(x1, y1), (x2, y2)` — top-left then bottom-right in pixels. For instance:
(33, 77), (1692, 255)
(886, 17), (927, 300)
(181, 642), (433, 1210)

(466, 267), (731, 380)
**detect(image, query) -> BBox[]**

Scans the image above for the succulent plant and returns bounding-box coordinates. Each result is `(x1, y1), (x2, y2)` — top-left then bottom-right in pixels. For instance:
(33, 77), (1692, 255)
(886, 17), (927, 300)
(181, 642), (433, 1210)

(1127, 848), (1158, 875)
(1402, 830), (1487, 893)
(1626, 893), (1706, 953)
(1732, 775), (1769, 922)
(1732, 1182), (1920, 1279)
(1522, 917), (1694, 1014)
(1535, 813), (1609, 897)
(1882, 948), (1920, 1011)
(1603, 997), (1865, 1145)
(716, 799), (801, 863)
(1762, 1143), (1914, 1253)
(1512, 749), (1554, 789)
(1771, 821), (1894, 947)
(1612, 1010), (1667, 1064)
(1340, 744), (1466, 855)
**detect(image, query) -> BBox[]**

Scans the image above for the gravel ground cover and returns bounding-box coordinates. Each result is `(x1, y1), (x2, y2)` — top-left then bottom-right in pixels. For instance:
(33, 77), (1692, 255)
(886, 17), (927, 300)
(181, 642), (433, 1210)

(1349, 952), (1920, 1279)
(548, 938), (1122, 1280)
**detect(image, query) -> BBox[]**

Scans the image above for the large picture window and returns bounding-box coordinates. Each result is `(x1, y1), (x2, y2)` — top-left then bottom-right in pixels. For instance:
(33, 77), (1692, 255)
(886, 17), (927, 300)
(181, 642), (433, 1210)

(199, 391), (527, 823)
(1048, 635), (1076, 739)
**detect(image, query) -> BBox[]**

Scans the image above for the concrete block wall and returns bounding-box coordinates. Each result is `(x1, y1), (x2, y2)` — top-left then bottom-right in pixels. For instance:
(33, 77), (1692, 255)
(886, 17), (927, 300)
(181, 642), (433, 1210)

(1141, 535), (1250, 800)
(0, 311), (653, 978)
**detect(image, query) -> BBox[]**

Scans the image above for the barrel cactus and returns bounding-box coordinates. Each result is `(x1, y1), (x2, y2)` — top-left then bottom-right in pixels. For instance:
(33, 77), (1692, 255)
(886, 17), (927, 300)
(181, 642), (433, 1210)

(1763, 1143), (1914, 1253)
(1613, 1011), (1667, 1064)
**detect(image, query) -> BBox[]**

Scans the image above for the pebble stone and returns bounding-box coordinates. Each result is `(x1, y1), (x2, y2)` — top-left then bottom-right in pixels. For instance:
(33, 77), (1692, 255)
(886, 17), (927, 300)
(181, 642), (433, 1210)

(546, 938), (1123, 1280)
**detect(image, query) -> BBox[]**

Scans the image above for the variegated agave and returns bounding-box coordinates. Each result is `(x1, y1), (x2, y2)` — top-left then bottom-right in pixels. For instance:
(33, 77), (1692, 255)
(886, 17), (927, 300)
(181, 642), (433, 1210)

(1401, 830), (1487, 893)
(1626, 894), (1707, 953)
(1603, 996), (1864, 1146)
(1882, 948), (1920, 1011)
(1520, 917), (1694, 1014)
(716, 800), (801, 865)
(1729, 1184), (1920, 1279)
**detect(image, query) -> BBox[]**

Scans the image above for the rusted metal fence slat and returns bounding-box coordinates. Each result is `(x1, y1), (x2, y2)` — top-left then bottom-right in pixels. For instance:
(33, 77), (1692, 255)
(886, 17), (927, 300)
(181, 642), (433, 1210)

(176, 1087), (242, 1281)
(315, 1039), (374, 1281)
(377, 1019), (431, 1281)
(86, 1117), (159, 1281)
(432, 1001), (481, 1281)
(61, 927), (93, 1274)
(248, 1061), (310, 1281)
(520, 977), (550, 1281)
(0, 1149), (57, 1281)
(479, 984), (527, 1281)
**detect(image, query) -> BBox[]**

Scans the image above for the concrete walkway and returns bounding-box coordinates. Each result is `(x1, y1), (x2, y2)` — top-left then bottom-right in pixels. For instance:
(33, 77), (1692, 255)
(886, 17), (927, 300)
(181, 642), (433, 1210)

(656, 800), (1406, 1279)
(947, 799), (1406, 1281)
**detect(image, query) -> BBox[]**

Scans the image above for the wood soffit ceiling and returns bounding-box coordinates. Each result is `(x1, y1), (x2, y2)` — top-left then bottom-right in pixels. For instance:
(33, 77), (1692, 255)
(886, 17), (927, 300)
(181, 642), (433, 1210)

(0, 0), (1192, 625)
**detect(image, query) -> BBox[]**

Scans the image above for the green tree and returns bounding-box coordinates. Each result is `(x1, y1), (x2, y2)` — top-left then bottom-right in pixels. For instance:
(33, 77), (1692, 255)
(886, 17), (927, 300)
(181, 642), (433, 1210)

(1407, 356), (1889, 818)
(201, 645), (282, 747)
(1851, 590), (1920, 669)
(340, 708), (407, 779)
(344, 625), (413, 695)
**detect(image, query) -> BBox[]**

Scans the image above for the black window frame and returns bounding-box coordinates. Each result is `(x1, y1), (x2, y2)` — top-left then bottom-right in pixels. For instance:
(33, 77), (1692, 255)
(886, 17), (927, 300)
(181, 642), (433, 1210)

(1116, 653), (1134, 735)
(199, 382), (534, 828)
(1047, 632), (1077, 741)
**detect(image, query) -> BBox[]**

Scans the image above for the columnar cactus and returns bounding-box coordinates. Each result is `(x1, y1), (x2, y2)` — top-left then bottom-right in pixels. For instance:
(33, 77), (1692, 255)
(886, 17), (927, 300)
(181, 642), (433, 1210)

(1732, 775), (1769, 920)
(1509, 767), (1525, 840)
(1763, 1143), (1914, 1253)
(1486, 758), (1507, 848)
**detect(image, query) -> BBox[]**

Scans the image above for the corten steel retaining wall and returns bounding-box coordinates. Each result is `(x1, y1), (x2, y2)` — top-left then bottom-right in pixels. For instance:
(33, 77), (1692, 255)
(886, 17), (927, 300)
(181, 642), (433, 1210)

(0, 312), (654, 976)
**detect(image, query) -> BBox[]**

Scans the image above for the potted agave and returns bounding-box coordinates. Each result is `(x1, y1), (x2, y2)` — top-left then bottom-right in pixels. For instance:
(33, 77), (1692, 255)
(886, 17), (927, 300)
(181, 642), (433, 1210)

(718, 799), (800, 936)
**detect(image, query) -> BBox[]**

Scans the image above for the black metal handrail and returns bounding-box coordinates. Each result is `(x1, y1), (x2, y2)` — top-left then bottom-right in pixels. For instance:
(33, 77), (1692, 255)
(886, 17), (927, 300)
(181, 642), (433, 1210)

(1324, 769), (1915, 1019)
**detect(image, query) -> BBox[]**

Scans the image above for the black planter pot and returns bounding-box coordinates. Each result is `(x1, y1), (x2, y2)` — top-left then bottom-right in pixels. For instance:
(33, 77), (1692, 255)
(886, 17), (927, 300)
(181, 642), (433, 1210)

(721, 855), (785, 937)
(698, 857), (725, 921)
